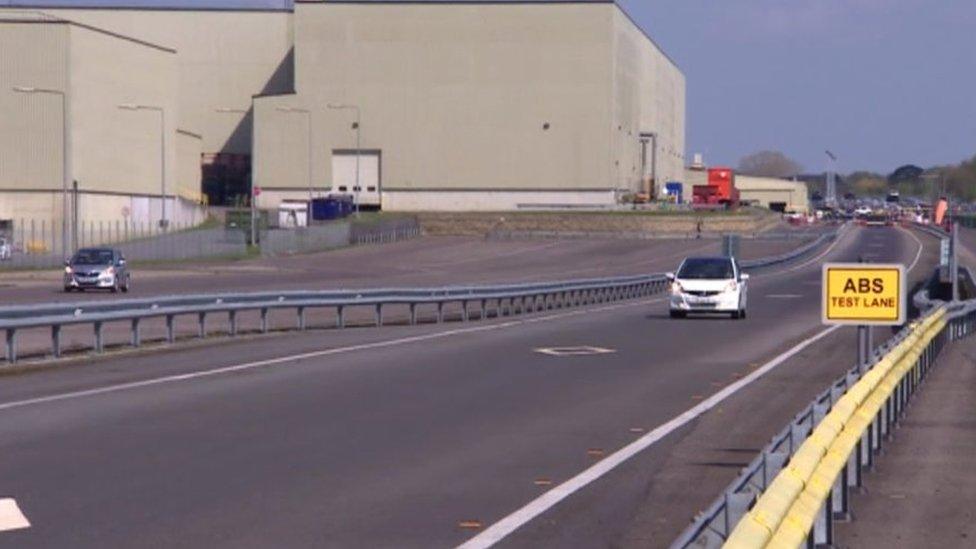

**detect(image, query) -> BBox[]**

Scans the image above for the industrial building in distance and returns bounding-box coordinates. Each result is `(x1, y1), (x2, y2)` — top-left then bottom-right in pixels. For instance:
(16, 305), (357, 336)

(0, 0), (685, 225)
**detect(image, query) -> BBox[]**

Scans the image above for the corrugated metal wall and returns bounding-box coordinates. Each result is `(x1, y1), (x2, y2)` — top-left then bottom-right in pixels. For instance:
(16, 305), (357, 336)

(0, 21), (68, 210)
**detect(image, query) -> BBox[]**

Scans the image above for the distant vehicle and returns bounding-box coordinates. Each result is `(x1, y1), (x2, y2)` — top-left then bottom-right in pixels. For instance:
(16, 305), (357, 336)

(667, 256), (749, 319)
(886, 190), (901, 204)
(864, 213), (891, 227)
(692, 167), (740, 210)
(0, 237), (10, 261)
(854, 206), (872, 216)
(64, 248), (130, 293)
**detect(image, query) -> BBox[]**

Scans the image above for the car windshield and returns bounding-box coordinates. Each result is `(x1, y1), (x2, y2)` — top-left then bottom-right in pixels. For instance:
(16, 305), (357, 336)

(677, 258), (734, 280)
(72, 249), (114, 265)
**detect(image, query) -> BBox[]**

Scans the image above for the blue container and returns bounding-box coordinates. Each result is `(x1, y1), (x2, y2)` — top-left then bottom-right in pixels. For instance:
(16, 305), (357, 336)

(311, 198), (343, 220)
(665, 182), (683, 203)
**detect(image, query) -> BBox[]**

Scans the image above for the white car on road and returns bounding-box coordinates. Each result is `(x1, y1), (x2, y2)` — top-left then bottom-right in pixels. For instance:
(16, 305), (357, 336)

(667, 256), (749, 319)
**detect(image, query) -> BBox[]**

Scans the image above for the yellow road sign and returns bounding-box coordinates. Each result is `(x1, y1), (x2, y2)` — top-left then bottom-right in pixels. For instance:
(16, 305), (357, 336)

(822, 263), (905, 325)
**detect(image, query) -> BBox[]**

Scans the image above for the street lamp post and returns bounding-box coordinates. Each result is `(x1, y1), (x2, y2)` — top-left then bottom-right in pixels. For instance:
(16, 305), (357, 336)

(119, 103), (167, 229)
(13, 86), (71, 258)
(327, 103), (361, 217)
(276, 107), (314, 204)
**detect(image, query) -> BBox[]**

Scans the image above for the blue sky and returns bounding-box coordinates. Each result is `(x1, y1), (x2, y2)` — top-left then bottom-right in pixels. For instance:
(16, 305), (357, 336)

(620, 0), (976, 174)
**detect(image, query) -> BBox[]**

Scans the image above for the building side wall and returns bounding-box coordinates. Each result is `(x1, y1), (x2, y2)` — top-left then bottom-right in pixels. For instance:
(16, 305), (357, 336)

(0, 22), (68, 195)
(611, 9), (686, 198)
(31, 9), (295, 154)
(736, 175), (810, 213)
(177, 131), (203, 203)
(69, 23), (180, 204)
(255, 3), (614, 207)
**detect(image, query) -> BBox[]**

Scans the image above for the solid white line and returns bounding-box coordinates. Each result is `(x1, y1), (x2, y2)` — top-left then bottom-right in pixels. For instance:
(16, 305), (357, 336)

(0, 298), (664, 413)
(0, 499), (30, 532)
(0, 233), (851, 413)
(757, 224), (852, 279)
(456, 324), (842, 549)
(900, 227), (925, 273)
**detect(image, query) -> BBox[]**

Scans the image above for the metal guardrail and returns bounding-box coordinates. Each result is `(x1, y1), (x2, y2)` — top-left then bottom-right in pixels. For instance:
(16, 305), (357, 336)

(673, 300), (976, 548)
(0, 231), (837, 364)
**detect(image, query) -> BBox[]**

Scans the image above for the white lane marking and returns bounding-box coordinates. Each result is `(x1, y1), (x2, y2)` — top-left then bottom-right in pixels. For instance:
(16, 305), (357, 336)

(0, 499), (30, 532)
(766, 294), (804, 299)
(0, 299), (664, 413)
(0, 240), (848, 414)
(900, 227), (925, 273)
(456, 324), (842, 549)
(534, 346), (615, 357)
(757, 224), (852, 279)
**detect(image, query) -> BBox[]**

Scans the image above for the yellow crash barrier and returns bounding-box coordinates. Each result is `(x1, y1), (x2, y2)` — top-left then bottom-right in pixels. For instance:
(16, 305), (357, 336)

(725, 308), (946, 548)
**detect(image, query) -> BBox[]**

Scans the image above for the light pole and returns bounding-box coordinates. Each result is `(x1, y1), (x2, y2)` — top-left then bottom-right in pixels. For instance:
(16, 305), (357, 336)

(825, 150), (838, 207)
(327, 103), (361, 217)
(119, 103), (167, 229)
(13, 85), (71, 258)
(276, 107), (314, 204)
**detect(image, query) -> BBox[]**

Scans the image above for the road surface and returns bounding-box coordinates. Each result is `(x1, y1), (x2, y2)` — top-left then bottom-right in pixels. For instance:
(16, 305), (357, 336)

(0, 226), (937, 548)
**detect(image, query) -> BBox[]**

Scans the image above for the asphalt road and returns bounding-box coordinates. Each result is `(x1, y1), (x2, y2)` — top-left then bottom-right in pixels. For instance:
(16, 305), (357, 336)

(0, 235), (807, 361)
(0, 236), (802, 305)
(0, 226), (937, 548)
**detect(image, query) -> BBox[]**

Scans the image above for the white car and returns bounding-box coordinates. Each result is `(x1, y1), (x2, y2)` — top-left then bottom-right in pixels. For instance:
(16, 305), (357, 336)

(667, 256), (749, 319)
(0, 237), (10, 261)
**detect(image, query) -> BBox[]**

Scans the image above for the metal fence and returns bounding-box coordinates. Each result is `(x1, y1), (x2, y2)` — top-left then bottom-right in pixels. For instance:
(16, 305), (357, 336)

(260, 217), (421, 257)
(1, 216), (423, 267)
(0, 219), (242, 268)
(0, 228), (837, 364)
(672, 297), (976, 548)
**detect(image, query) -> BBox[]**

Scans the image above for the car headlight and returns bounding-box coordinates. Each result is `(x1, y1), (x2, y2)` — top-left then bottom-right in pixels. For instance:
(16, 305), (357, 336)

(106, 267), (115, 275)
(65, 266), (72, 274)
(724, 280), (738, 293)
(671, 281), (684, 294)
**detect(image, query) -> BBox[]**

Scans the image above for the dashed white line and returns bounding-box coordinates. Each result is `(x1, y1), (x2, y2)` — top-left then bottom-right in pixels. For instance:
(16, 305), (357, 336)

(456, 325), (842, 549)
(0, 499), (30, 533)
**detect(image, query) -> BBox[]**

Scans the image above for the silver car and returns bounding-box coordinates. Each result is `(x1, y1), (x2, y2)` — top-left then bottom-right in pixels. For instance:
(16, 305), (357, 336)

(64, 248), (131, 293)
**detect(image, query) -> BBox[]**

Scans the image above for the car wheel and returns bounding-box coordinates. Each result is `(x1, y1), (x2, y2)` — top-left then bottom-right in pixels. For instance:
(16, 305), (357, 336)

(740, 308), (747, 319)
(670, 310), (686, 319)
(731, 310), (741, 319)
(63, 286), (72, 293)
(121, 275), (130, 293)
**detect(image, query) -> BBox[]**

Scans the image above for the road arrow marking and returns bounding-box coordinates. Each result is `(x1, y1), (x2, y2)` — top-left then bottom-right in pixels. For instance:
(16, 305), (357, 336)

(0, 499), (30, 532)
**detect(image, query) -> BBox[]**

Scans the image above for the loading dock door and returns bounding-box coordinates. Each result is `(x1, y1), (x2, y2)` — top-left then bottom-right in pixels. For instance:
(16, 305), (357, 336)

(332, 151), (381, 207)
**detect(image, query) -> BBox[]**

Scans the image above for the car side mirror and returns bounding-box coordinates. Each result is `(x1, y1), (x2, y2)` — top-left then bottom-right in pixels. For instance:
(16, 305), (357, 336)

(665, 272), (675, 281)
(740, 273), (750, 281)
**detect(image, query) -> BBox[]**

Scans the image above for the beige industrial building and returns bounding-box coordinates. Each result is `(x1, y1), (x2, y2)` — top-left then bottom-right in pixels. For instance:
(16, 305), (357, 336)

(253, 0), (686, 211)
(0, 12), (202, 230)
(736, 175), (810, 214)
(683, 167), (809, 213)
(2, 0), (685, 219)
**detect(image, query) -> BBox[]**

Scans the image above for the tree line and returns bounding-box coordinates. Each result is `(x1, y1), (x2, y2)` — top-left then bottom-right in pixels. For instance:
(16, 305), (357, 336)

(736, 150), (976, 202)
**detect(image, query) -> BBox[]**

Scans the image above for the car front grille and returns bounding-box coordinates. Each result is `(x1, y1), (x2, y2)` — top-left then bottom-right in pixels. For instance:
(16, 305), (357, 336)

(686, 290), (721, 297)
